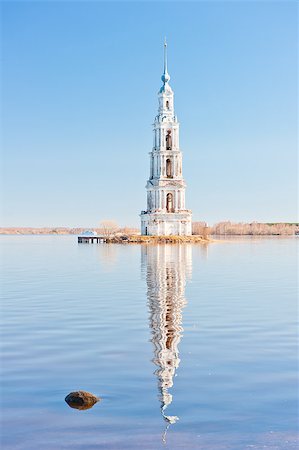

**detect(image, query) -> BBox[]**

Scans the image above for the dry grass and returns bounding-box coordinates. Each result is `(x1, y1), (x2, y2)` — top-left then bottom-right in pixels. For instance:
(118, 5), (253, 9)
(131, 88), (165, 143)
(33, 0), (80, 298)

(106, 234), (210, 244)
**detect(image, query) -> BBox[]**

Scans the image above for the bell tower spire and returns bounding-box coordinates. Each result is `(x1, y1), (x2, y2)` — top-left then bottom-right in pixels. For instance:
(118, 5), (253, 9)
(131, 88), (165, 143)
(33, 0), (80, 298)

(161, 38), (170, 85)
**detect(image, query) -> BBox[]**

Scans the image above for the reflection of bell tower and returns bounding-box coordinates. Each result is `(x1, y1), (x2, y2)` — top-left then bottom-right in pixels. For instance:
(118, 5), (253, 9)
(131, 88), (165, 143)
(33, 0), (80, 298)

(142, 244), (192, 431)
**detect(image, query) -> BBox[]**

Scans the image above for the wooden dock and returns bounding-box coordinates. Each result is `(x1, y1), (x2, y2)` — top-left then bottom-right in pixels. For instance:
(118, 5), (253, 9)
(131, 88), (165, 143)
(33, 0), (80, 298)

(78, 236), (106, 244)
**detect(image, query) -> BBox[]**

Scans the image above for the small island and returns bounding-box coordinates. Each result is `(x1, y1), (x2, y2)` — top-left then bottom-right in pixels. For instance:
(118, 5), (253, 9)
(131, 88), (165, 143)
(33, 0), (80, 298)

(102, 234), (210, 244)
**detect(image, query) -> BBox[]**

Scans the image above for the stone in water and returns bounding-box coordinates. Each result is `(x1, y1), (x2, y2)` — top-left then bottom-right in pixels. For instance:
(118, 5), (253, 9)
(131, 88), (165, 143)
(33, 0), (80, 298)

(65, 391), (100, 410)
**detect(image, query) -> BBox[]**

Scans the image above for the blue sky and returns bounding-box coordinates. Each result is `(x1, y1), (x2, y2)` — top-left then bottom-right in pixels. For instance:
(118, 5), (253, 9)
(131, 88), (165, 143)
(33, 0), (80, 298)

(2, 1), (297, 227)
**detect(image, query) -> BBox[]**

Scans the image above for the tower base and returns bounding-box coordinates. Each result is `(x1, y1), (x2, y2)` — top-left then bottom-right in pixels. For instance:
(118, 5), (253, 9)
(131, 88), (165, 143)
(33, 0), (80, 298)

(140, 211), (192, 236)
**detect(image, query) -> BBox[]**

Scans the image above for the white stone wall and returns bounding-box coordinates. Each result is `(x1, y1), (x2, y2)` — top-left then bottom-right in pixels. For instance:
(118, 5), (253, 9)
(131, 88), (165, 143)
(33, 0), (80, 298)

(141, 212), (192, 236)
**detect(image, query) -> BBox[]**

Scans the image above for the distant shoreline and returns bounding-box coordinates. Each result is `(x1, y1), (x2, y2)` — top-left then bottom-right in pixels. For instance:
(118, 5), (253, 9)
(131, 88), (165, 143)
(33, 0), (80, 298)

(0, 222), (298, 237)
(0, 228), (84, 235)
(0, 226), (298, 237)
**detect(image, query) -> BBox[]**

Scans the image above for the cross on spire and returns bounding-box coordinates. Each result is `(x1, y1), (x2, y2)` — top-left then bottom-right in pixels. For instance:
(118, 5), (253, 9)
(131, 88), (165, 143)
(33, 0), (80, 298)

(161, 38), (170, 84)
(164, 37), (168, 74)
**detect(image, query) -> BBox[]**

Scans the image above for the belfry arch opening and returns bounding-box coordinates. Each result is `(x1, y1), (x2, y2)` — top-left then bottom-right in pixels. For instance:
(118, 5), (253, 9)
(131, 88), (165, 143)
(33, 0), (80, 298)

(166, 130), (172, 150)
(166, 159), (172, 178)
(166, 100), (169, 109)
(166, 193), (174, 213)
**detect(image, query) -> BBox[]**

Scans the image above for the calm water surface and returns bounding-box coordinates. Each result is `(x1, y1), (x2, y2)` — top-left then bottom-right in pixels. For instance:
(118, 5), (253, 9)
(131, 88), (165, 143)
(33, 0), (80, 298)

(1, 236), (298, 449)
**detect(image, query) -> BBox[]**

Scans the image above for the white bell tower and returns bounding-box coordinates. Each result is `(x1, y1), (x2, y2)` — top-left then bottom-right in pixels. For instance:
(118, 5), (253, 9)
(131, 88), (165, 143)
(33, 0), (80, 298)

(140, 40), (192, 236)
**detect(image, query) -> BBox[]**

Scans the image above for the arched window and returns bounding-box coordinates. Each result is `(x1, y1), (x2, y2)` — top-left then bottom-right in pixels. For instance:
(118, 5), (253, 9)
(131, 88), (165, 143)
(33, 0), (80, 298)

(166, 100), (169, 109)
(166, 130), (172, 150)
(166, 193), (173, 212)
(166, 158), (172, 178)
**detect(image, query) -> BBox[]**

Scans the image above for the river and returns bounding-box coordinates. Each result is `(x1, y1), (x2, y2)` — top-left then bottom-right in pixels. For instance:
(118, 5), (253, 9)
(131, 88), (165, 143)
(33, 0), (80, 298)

(1, 236), (298, 449)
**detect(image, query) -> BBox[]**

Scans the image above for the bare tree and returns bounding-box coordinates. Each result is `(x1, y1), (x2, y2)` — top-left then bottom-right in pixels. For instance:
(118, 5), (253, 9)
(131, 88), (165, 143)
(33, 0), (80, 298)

(192, 222), (207, 235)
(210, 222), (299, 236)
(99, 220), (119, 238)
(119, 226), (139, 236)
(202, 225), (211, 239)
